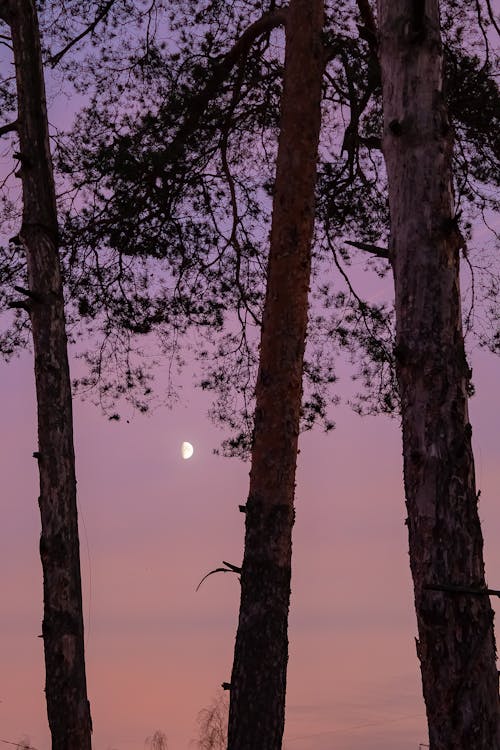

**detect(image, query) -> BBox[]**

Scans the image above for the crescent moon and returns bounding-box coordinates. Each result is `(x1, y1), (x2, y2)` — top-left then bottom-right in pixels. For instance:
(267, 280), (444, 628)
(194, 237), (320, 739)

(181, 441), (194, 460)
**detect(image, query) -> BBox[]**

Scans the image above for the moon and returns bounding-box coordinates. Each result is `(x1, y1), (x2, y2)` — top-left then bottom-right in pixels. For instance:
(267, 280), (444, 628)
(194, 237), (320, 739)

(181, 441), (194, 460)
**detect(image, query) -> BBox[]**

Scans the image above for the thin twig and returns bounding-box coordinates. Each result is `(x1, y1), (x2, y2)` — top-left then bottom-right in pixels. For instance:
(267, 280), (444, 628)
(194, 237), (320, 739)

(49, 0), (117, 66)
(425, 583), (500, 597)
(484, 0), (500, 36)
(0, 740), (39, 750)
(196, 562), (241, 592)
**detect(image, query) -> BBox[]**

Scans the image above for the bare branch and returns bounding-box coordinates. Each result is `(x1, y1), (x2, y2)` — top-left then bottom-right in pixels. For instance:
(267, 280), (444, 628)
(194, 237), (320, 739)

(344, 239), (390, 259)
(0, 31), (12, 49)
(221, 560), (242, 573)
(0, 120), (17, 137)
(48, 0), (117, 66)
(13, 284), (42, 302)
(8, 299), (31, 312)
(484, 0), (500, 37)
(425, 583), (500, 598)
(218, 53), (261, 328)
(196, 561), (241, 591)
(0, 737), (39, 750)
(473, 0), (491, 71)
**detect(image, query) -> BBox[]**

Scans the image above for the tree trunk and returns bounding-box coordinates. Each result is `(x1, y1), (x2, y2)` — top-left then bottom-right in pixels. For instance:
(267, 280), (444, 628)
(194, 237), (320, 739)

(227, 2), (324, 749)
(5, 1), (92, 747)
(378, 1), (500, 747)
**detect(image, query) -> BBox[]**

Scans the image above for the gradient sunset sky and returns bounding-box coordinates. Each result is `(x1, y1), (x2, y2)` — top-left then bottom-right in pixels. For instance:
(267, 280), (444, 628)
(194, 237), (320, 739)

(1, 335), (499, 749)
(1, 7), (500, 748)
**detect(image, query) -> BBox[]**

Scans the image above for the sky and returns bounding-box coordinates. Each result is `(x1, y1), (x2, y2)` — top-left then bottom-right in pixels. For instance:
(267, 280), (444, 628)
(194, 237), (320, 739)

(1, 4), (500, 749)
(1, 338), (499, 750)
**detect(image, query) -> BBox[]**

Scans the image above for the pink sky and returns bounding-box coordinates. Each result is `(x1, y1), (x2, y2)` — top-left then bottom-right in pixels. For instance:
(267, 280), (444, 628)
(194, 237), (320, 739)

(1, 339), (499, 750)
(1, 7), (499, 744)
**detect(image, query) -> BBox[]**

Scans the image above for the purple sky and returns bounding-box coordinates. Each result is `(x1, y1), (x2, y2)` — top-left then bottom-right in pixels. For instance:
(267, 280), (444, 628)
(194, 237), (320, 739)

(1, 4), (500, 746)
(1, 337), (499, 749)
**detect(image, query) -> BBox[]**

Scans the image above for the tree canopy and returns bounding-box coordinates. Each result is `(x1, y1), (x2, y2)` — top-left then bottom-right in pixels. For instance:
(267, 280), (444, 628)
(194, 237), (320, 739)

(1, 0), (498, 453)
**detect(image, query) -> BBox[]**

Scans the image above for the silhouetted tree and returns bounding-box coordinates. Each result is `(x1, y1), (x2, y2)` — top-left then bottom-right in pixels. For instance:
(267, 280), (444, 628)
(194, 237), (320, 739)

(40, 1), (498, 442)
(0, 1), (92, 747)
(25, 1), (497, 746)
(38, 1), (499, 746)
(227, 2), (324, 747)
(145, 730), (168, 750)
(1, 1), (498, 747)
(378, 0), (500, 746)
(195, 692), (228, 750)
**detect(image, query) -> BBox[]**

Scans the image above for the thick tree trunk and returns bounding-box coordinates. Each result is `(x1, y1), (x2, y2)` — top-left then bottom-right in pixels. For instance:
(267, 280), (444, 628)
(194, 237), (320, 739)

(227, 2), (324, 749)
(378, 2), (500, 747)
(6, 2), (92, 748)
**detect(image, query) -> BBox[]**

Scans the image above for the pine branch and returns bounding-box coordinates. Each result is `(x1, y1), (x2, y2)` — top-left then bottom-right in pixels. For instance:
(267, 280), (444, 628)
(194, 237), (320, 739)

(166, 8), (288, 160)
(49, 0), (117, 66)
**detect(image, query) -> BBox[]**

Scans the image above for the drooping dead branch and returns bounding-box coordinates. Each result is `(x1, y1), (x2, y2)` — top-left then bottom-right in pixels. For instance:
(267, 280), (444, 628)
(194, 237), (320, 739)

(195, 561), (242, 592)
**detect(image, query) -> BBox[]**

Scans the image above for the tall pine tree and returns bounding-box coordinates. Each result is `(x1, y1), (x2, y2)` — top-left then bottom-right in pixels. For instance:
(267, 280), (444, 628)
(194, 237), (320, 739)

(378, 0), (500, 745)
(0, 1), (92, 747)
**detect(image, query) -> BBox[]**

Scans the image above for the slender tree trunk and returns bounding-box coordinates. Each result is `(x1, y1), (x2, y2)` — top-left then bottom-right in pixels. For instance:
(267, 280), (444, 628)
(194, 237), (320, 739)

(227, 2), (324, 749)
(378, 2), (500, 747)
(4, 2), (92, 747)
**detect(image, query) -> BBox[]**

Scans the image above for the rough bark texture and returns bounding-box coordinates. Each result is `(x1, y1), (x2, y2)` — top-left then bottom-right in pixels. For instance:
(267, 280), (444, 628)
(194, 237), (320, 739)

(378, 2), (500, 747)
(227, 2), (324, 749)
(8, 2), (92, 748)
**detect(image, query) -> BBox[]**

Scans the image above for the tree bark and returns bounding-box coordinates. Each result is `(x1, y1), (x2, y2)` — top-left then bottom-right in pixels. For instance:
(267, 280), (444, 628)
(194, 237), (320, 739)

(227, 2), (324, 749)
(378, 1), (500, 747)
(7, 1), (92, 748)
